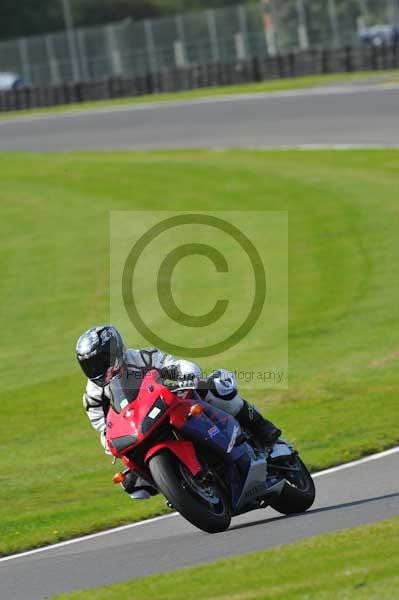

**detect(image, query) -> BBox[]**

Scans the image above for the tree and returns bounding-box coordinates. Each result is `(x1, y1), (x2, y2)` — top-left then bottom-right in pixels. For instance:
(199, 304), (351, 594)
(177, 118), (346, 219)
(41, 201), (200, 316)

(0, 0), (61, 40)
(0, 0), (248, 41)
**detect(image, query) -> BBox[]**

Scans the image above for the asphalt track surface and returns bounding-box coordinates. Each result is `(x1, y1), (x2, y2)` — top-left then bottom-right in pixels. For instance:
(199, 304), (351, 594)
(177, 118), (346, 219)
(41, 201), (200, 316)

(1, 84), (398, 599)
(0, 84), (398, 151)
(1, 449), (398, 599)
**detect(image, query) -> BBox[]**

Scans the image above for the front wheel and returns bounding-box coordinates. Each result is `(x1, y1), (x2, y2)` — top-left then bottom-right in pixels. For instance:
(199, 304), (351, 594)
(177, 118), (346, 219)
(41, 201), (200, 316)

(149, 451), (231, 533)
(269, 455), (315, 515)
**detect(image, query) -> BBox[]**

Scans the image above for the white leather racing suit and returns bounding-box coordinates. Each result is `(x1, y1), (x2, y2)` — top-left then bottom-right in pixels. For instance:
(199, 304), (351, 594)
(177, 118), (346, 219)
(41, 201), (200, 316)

(82, 347), (244, 451)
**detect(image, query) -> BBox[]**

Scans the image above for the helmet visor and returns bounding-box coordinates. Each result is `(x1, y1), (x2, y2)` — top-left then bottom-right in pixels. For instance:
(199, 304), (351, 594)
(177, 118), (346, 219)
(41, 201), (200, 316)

(79, 353), (107, 382)
(79, 351), (123, 386)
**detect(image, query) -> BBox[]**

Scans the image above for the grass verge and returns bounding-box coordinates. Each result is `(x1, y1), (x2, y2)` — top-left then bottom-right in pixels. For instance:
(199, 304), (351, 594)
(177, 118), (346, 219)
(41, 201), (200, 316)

(1, 70), (398, 120)
(53, 516), (399, 599)
(1, 149), (398, 555)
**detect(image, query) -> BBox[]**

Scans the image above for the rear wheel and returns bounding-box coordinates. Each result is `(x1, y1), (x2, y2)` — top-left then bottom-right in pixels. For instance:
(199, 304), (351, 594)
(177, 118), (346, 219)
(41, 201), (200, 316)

(149, 451), (231, 533)
(269, 455), (315, 515)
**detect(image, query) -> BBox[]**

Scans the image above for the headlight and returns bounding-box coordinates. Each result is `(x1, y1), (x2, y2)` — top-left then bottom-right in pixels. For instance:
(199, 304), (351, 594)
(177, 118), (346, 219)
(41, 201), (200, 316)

(142, 397), (168, 434)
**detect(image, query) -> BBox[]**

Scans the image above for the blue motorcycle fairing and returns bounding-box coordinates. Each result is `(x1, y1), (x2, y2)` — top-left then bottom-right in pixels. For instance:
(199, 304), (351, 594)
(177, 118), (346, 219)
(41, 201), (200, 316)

(178, 400), (259, 510)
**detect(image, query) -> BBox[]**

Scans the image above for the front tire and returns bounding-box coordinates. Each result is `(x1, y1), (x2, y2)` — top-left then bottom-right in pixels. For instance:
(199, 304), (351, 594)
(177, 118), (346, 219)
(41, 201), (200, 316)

(269, 455), (315, 515)
(149, 451), (231, 533)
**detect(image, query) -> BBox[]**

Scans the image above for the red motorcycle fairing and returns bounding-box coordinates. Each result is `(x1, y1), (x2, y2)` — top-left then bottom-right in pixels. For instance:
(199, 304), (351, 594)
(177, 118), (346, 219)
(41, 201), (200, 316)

(106, 370), (204, 477)
(145, 440), (202, 476)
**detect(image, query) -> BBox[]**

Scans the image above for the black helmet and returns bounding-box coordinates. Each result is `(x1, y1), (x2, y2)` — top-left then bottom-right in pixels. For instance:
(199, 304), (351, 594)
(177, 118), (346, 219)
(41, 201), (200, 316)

(76, 325), (125, 386)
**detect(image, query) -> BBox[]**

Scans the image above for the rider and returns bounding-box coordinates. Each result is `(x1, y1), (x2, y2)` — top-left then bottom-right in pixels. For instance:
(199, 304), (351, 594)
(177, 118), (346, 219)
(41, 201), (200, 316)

(76, 325), (281, 499)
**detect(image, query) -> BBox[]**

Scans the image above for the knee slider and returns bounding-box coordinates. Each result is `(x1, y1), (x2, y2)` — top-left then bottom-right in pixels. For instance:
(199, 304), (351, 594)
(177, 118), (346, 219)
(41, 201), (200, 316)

(207, 369), (237, 400)
(205, 369), (244, 416)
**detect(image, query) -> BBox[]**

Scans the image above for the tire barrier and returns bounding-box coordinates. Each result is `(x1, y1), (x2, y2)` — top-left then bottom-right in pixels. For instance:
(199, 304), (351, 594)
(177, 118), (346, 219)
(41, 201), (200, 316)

(1, 43), (398, 113)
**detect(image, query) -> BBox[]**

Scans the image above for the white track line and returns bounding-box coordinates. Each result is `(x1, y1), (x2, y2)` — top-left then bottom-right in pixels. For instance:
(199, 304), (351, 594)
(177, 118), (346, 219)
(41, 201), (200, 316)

(0, 445), (397, 564)
(209, 144), (399, 151)
(0, 513), (177, 564)
(0, 82), (398, 126)
(312, 446), (399, 478)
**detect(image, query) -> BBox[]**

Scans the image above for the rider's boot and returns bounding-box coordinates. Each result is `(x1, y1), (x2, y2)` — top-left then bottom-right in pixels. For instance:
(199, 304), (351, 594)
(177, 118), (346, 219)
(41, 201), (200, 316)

(236, 401), (281, 448)
(129, 489), (152, 500)
(121, 471), (157, 500)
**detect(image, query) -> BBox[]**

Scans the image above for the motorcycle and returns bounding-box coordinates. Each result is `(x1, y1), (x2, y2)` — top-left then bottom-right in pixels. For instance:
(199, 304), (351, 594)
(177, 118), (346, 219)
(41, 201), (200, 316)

(106, 369), (315, 533)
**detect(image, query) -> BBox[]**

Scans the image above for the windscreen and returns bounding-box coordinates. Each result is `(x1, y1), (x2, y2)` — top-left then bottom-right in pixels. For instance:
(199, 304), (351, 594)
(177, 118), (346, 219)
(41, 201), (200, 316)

(109, 369), (144, 413)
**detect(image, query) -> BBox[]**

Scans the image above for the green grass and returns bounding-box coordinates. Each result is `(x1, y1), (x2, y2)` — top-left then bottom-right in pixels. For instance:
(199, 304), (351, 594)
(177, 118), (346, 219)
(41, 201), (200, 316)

(53, 516), (399, 599)
(1, 149), (399, 556)
(1, 70), (398, 120)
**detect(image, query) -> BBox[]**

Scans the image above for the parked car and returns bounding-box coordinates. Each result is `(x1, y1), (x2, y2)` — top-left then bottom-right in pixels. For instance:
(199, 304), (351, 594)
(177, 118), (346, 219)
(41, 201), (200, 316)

(0, 72), (24, 91)
(359, 24), (399, 46)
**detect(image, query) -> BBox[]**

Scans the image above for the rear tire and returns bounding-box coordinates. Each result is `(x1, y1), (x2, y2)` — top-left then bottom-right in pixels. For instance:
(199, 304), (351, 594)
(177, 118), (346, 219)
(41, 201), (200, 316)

(149, 451), (231, 533)
(269, 455), (315, 515)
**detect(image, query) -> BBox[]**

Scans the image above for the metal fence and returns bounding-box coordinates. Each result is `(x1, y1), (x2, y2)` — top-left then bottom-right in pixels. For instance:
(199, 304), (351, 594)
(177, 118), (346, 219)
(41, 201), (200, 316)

(1, 0), (399, 87)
